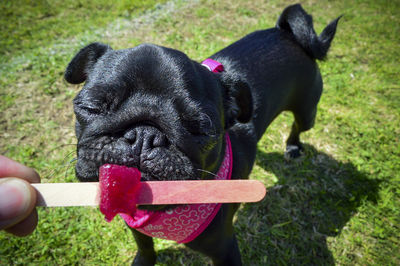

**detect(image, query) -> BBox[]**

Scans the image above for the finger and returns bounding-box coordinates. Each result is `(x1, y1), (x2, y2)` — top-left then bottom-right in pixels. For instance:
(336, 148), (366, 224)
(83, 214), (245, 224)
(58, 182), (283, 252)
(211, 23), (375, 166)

(0, 178), (37, 230)
(0, 155), (40, 183)
(5, 209), (38, 237)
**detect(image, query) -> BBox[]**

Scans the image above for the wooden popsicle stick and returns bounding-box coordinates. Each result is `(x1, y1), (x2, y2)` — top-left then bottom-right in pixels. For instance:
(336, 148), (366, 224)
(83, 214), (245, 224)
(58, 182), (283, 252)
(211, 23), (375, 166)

(32, 180), (266, 207)
(32, 183), (99, 207)
(137, 180), (266, 205)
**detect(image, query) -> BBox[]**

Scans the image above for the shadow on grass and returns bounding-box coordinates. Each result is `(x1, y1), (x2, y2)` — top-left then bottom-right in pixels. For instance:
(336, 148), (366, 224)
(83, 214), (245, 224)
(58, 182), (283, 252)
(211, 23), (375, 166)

(235, 144), (381, 265)
(144, 144), (380, 265)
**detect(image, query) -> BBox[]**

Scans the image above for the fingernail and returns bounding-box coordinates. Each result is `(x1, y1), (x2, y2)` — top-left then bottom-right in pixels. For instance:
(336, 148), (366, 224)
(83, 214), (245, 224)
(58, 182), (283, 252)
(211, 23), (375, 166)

(0, 178), (32, 222)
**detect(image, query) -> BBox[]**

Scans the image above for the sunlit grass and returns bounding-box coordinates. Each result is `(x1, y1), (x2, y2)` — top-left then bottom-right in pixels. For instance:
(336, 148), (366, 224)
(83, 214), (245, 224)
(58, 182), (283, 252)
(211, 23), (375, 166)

(1, 0), (399, 264)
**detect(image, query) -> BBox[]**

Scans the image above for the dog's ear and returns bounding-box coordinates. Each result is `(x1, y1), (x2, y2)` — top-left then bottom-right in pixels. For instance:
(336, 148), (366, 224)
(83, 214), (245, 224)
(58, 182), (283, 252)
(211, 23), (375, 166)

(65, 42), (111, 84)
(219, 72), (253, 129)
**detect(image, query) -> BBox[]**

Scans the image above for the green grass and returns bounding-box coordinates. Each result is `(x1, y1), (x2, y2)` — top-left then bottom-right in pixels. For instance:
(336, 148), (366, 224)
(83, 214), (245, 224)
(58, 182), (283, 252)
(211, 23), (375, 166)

(0, 0), (169, 58)
(1, 0), (399, 264)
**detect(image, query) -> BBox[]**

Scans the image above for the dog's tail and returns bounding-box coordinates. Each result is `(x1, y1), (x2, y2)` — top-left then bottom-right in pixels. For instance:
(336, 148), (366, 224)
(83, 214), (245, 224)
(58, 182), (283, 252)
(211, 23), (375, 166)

(276, 4), (341, 60)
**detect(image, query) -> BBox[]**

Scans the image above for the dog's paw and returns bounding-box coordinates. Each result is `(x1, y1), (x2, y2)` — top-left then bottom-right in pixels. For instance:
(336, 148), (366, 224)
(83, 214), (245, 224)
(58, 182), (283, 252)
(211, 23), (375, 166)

(284, 145), (304, 160)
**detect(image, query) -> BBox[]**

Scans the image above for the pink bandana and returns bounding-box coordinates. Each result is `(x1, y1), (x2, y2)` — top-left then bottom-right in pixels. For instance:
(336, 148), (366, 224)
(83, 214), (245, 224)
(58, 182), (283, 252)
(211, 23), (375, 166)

(120, 133), (232, 243)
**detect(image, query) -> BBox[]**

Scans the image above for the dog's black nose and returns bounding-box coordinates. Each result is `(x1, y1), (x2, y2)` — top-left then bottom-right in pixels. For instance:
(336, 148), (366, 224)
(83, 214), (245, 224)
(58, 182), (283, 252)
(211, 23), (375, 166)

(123, 126), (167, 156)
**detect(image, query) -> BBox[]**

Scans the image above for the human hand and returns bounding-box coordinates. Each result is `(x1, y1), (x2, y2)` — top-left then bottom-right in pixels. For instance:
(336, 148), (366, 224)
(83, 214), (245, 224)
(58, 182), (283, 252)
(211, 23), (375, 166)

(0, 155), (40, 236)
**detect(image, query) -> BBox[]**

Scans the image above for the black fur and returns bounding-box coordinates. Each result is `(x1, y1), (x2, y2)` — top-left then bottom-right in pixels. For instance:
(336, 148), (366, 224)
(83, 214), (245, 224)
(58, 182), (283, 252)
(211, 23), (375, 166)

(66, 4), (339, 265)
(276, 4), (341, 60)
(65, 42), (111, 84)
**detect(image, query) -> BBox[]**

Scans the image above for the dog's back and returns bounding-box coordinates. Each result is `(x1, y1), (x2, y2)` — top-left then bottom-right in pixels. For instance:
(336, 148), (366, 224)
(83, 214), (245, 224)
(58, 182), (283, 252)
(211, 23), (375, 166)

(212, 4), (340, 143)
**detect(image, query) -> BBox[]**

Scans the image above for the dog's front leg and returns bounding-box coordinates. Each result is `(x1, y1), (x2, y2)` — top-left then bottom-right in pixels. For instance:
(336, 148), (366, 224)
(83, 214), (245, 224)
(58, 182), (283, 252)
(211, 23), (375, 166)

(130, 228), (156, 266)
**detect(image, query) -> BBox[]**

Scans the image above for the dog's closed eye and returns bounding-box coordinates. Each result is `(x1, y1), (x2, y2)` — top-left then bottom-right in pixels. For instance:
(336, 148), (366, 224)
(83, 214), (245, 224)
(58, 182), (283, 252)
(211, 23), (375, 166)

(77, 104), (103, 115)
(73, 100), (105, 124)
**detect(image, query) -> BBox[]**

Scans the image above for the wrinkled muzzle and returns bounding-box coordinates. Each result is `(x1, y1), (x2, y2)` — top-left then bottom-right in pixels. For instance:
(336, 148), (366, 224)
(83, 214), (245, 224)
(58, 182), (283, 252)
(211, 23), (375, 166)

(75, 125), (195, 182)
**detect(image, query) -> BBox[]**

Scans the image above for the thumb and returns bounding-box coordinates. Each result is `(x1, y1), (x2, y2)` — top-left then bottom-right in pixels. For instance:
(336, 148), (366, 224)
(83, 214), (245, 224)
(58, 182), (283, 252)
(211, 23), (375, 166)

(0, 177), (37, 230)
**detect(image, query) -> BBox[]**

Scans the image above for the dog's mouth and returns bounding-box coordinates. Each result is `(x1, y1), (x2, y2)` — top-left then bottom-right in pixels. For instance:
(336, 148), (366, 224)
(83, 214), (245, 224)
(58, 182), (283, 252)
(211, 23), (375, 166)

(75, 154), (196, 182)
(75, 133), (197, 183)
(75, 141), (198, 211)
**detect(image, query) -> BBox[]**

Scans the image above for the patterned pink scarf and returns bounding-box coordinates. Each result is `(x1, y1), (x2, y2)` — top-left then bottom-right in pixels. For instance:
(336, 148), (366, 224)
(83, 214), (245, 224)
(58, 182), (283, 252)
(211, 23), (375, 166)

(120, 133), (232, 243)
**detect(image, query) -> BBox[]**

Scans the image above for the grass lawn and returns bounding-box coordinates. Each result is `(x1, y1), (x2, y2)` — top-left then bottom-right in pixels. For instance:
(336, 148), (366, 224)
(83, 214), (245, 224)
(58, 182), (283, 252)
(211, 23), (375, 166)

(1, 0), (399, 264)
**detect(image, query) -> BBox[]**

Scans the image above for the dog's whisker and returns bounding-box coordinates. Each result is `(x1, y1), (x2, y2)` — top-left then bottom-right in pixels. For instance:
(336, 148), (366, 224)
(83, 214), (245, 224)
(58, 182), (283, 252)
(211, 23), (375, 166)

(43, 150), (77, 180)
(204, 113), (217, 136)
(196, 168), (219, 178)
(45, 143), (77, 157)
(64, 157), (78, 179)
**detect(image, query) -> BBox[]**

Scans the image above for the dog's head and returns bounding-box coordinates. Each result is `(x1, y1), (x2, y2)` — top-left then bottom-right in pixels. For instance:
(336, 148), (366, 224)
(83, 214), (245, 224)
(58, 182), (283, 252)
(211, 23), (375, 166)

(65, 43), (252, 182)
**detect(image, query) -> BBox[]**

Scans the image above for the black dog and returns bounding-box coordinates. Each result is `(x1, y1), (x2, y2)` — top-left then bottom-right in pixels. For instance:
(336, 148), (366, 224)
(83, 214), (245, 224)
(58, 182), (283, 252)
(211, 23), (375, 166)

(65, 4), (339, 265)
